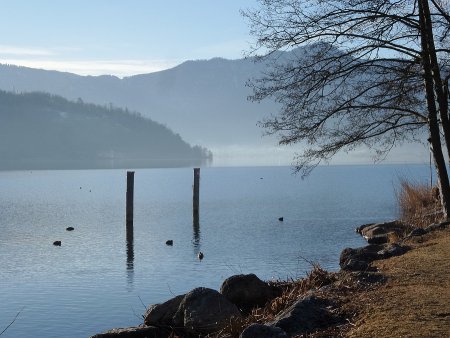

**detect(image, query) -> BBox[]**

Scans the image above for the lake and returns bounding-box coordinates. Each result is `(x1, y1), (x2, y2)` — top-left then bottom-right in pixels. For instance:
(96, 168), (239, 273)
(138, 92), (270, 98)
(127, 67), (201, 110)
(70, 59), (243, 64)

(0, 164), (432, 337)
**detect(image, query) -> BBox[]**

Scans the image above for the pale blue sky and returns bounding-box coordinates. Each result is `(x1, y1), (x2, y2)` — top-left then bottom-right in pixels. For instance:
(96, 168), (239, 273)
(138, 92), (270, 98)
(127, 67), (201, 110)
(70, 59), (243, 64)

(0, 0), (257, 77)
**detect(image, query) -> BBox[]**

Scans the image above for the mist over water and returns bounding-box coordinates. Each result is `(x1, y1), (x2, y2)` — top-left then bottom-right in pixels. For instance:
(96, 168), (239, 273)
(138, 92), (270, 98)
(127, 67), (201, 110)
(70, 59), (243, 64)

(210, 142), (430, 168)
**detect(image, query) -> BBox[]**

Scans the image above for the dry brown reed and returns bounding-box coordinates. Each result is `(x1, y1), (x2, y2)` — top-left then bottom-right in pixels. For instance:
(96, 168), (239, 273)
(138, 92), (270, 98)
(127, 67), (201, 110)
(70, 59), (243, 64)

(396, 178), (441, 228)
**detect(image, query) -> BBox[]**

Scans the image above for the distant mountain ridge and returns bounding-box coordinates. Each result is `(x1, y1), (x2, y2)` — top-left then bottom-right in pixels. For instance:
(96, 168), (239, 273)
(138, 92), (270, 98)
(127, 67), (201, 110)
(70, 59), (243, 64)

(0, 90), (211, 170)
(0, 55), (282, 149)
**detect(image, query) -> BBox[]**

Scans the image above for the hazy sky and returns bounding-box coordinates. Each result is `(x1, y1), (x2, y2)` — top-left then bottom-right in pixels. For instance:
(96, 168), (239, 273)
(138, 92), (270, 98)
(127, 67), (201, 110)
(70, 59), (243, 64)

(0, 0), (257, 77)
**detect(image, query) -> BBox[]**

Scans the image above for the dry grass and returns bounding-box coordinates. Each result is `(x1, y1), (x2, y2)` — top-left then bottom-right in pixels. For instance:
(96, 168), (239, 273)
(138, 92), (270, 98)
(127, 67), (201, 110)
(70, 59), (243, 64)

(347, 228), (450, 337)
(396, 179), (441, 228)
(211, 264), (337, 338)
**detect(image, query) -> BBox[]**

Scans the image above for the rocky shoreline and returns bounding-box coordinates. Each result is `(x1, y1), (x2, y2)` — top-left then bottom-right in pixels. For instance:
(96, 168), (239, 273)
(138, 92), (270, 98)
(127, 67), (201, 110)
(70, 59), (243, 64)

(91, 221), (449, 338)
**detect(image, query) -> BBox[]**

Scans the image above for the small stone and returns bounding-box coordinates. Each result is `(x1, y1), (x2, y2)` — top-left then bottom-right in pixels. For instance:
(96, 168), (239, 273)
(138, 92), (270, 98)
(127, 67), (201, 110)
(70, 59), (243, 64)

(342, 258), (369, 271)
(408, 227), (427, 237)
(240, 323), (288, 338)
(425, 221), (450, 233)
(377, 243), (409, 258)
(367, 234), (388, 244)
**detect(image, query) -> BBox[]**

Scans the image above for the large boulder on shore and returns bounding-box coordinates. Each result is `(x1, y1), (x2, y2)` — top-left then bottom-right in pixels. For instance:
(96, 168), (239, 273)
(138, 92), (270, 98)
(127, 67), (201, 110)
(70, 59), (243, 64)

(269, 294), (341, 336)
(220, 273), (277, 313)
(143, 294), (185, 327)
(173, 287), (241, 334)
(240, 323), (289, 338)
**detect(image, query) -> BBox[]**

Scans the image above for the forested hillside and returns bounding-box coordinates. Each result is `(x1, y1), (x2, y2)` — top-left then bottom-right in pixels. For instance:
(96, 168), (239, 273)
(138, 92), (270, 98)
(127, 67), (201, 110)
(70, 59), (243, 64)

(0, 90), (211, 170)
(0, 56), (281, 148)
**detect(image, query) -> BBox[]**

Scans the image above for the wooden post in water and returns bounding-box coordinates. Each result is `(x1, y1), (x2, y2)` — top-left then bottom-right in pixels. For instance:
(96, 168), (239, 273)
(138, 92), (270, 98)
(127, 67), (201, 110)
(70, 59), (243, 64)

(193, 168), (200, 222)
(126, 171), (135, 227)
(126, 219), (134, 271)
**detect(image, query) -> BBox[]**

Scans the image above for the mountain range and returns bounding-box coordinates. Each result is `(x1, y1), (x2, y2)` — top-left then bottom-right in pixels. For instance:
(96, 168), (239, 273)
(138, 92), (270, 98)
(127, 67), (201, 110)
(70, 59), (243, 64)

(0, 47), (430, 167)
(0, 56), (281, 153)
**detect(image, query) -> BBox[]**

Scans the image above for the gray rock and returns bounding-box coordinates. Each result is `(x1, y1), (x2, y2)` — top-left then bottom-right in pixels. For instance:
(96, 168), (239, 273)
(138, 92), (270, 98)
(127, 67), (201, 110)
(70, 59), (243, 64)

(377, 243), (409, 258)
(357, 221), (407, 242)
(355, 222), (375, 234)
(240, 323), (288, 338)
(173, 287), (241, 334)
(349, 271), (386, 285)
(144, 294), (185, 327)
(408, 227), (427, 237)
(90, 325), (170, 338)
(362, 225), (389, 238)
(340, 243), (409, 271)
(220, 273), (276, 313)
(339, 245), (383, 271)
(367, 234), (389, 244)
(425, 221), (450, 233)
(341, 257), (370, 271)
(269, 294), (339, 336)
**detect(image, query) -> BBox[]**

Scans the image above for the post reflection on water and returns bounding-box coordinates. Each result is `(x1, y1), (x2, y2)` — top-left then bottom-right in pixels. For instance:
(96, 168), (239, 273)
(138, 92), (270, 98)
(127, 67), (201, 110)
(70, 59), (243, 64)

(126, 222), (134, 286)
(192, 215), (201, 254)
(125, 214), (199, 286)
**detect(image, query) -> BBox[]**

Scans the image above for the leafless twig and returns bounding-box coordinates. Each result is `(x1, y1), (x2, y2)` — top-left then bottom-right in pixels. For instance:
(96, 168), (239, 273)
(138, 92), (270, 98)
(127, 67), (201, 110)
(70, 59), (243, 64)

(0, 307), (24, 336)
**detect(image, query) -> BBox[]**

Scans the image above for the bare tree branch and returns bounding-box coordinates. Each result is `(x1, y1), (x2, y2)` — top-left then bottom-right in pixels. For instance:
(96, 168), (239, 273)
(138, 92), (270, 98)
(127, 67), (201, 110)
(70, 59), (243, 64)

(0, 307), (24, 336)
(244, 0), (450, 216)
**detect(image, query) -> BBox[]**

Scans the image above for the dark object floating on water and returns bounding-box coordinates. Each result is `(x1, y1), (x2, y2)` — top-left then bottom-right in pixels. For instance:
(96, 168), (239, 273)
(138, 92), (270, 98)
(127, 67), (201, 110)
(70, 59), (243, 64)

(66, 227), (74, 231)
(166, 240), (173, 246)
(198, 252), (204, 260)
(53, 241), (61, 246)
(278, 217), (284, 222)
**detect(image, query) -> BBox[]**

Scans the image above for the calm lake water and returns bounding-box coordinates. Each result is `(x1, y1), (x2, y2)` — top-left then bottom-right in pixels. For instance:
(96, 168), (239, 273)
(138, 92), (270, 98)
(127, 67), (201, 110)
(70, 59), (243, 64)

(0, 165), (432, 337)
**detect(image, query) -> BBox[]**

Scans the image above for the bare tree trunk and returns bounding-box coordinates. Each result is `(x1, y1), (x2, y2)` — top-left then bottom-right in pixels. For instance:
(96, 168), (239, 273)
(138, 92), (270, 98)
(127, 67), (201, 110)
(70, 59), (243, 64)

(428, 120), (450, 220)
(421, 0), (450, 161)
(420, 0), (450, 219)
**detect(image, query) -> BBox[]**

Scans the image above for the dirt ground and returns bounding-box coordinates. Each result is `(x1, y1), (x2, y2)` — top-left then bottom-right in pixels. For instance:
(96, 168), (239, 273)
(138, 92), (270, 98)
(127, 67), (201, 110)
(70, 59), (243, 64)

(345, 228), (450, 337)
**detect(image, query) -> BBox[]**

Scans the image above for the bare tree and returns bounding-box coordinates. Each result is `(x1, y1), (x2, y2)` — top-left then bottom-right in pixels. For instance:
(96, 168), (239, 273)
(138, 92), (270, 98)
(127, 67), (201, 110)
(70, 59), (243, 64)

(243, 0), (450, 218)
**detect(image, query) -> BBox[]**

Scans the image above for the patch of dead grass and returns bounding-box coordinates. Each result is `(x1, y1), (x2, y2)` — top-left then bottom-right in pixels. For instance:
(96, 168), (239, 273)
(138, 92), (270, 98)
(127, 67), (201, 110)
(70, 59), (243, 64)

(347, 228), (450, 337)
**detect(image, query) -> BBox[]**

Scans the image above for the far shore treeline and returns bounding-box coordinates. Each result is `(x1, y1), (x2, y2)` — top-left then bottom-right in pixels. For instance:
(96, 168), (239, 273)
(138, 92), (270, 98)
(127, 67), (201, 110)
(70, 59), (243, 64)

(0, 90), (212, 170)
